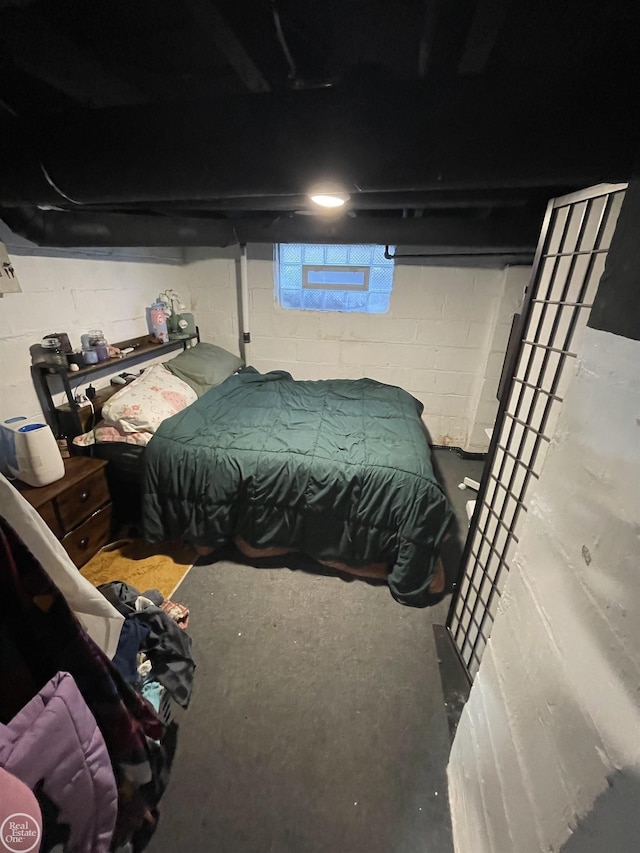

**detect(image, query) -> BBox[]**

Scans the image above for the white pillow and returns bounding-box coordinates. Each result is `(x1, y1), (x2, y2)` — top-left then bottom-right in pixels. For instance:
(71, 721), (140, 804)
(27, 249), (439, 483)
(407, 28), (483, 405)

(101, 363), (197, 434)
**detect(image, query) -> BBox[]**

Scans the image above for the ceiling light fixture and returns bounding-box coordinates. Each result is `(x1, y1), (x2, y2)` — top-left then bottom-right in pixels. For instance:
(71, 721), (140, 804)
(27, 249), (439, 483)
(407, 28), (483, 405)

(308, 184), (350, 210)
(309, 193), (348, 208)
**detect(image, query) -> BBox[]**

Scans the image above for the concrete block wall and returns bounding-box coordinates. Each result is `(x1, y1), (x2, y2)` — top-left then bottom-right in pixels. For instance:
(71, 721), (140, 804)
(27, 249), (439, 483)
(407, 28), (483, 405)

(447, 327), (640, 852)
(181, 250), (241, 357)
(187, 255), (528, 450)
(465, 266), (530, 451)
(0, 249), (191, 421)
(1, 237), (528, 450)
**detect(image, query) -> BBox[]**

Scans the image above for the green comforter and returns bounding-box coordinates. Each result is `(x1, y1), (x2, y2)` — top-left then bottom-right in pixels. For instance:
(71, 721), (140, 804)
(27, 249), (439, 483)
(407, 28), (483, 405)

(142, 370), (453, 607)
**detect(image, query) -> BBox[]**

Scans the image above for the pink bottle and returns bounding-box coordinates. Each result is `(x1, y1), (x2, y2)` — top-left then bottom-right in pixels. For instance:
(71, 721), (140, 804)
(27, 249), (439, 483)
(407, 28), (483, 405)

(146, 303), (169, 343)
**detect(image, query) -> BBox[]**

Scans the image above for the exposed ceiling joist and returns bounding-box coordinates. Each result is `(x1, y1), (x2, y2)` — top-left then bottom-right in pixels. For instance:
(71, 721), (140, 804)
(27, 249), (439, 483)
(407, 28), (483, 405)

(69, 188), (540, 213)
(459, 0), (511, 74)
(1, 206), (540, 251)
(182, 0), (270, 93)
(0, 80), (633, 207)
(0, 11), (147, 107)
(0, 2), (636, 251)
(418, 0), (443, 76)
(0, 95), (17, 117)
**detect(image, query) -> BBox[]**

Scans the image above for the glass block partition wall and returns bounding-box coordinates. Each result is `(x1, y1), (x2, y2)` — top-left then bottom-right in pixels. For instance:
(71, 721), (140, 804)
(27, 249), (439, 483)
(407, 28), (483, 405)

(447, 183), (627, 680)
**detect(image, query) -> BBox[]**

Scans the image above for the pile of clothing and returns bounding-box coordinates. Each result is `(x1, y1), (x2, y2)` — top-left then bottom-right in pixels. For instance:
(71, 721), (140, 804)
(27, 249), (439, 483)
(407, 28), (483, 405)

(99, 581), (194, 717)
(0, 473), (196, 853)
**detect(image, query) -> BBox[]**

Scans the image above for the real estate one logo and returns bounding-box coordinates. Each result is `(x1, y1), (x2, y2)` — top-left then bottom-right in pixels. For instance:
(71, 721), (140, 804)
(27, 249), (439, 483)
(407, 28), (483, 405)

(0, 814), (41, 853)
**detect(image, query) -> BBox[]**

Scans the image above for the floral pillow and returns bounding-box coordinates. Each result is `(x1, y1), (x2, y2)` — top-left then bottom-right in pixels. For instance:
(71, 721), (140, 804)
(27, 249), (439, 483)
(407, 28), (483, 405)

(101, 363), (197, 435)
(73, 422), (152, 448)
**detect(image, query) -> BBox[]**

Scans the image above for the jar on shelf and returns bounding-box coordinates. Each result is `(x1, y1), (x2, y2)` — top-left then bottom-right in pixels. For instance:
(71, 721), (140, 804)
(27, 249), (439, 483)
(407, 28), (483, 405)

(29, 342), (48, 367)
(88, 329), (109, 362)
(40, 337), (68, 372)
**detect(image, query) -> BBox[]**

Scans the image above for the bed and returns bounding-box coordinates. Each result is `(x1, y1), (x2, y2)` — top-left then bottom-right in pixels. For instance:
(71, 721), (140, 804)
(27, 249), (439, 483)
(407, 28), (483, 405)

(76, 345), (454, 608)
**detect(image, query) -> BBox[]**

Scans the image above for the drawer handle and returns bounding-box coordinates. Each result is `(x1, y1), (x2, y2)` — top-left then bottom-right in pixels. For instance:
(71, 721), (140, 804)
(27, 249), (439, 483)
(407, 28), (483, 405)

(79, 537), (89, 549)
(80, 491), (90, 502)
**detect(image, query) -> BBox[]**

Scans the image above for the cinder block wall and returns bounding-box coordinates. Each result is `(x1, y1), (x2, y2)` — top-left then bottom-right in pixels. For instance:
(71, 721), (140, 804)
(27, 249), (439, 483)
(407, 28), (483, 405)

(0, 248), (190, 420)
(182, 250), (241, 358)
(1, 236), (529, 451)
(465, 266), (530, 451)
(187, 252), (530, 451)
(447, 326), (640, 852)
(448, 178), (640, 853)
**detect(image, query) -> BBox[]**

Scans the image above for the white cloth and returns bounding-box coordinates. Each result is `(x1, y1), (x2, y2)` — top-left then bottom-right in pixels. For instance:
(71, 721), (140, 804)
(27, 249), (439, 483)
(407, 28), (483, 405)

(0, 472), (123, 659)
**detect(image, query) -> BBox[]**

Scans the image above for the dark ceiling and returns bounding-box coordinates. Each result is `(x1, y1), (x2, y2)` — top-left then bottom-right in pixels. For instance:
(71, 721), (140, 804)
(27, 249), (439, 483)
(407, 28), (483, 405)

(0, 0), (638, 254)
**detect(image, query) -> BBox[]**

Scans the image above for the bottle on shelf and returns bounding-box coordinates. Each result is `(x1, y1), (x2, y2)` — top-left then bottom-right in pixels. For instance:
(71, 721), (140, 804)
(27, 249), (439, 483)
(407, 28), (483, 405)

(146, 303), (169, 343)
(55, 430), (71, 459)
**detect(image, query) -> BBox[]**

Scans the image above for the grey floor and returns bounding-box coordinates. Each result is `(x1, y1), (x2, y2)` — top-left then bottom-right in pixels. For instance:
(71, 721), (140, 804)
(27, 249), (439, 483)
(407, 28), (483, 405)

(148, 449), (485, 853)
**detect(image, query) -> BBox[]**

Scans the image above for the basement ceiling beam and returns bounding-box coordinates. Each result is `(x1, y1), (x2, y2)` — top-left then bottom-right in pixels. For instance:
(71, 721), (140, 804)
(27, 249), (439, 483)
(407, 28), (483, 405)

(1, 207), (540, 251)
(240, 212), (539, 251)
(418, 0), (442, 77)
(0, 11), (147, 107)
(0, 95), (17, 117)
(181, 0), (270, 93)
(0, 79), (634, 206)
(458, 0), (511, 74)
(72, 188), (540, 213)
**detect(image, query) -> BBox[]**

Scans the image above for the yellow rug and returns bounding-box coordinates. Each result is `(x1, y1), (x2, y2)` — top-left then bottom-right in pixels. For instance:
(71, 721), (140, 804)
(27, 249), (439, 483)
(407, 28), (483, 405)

(81, 538), (196, 599)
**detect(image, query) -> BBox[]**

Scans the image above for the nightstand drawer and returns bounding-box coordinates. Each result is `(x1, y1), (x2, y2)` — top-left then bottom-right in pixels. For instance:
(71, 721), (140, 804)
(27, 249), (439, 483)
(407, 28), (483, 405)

(57, 469), (110, 533)
(61, 504), (112, 568)
(15, 457), (113, 569)
(38, 499), (63, 538)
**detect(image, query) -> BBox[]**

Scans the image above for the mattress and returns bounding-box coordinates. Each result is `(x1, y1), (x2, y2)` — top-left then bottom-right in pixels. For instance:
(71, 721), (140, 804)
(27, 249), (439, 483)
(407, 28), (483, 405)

(142, 370), (454, 607)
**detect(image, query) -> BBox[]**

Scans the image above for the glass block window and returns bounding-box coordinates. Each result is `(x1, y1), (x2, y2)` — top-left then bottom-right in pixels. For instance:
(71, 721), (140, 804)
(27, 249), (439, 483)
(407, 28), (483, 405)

(275, 244), (395, 313)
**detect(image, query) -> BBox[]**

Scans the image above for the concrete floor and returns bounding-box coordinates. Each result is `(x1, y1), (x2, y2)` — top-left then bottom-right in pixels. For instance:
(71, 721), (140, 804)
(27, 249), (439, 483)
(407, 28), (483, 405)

(148, 449), (485, 853)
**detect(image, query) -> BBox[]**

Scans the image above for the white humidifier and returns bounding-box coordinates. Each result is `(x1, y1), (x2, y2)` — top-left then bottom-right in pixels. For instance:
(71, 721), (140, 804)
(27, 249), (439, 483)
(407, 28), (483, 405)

(0, 417), (65, 487)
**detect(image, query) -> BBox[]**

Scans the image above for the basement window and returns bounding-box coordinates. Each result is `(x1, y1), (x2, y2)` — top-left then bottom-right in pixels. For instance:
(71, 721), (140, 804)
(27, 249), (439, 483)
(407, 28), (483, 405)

(274, 244), (395, 313)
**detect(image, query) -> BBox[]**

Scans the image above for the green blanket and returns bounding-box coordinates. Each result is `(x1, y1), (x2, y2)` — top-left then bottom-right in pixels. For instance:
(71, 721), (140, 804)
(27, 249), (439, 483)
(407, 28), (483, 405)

(142, 370), (453, 607)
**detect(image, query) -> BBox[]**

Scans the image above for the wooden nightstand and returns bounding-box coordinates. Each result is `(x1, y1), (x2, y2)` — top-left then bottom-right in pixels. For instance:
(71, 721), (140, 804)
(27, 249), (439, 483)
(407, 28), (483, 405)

(15, 456), (113, 568)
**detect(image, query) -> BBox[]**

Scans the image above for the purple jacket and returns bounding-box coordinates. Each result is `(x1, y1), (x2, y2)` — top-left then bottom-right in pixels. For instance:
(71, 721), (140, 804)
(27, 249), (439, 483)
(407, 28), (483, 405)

(0, 671), (117, 853)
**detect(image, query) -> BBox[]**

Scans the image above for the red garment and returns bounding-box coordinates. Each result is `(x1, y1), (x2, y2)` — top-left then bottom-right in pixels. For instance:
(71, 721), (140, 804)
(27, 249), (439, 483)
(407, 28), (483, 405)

(159, 599), (190, 629)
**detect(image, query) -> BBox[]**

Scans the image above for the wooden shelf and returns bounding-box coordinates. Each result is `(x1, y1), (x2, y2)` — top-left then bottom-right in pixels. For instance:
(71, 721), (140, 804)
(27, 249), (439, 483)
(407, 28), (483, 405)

(32, 332), (198, 382)
(31, 329), (200, 438)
